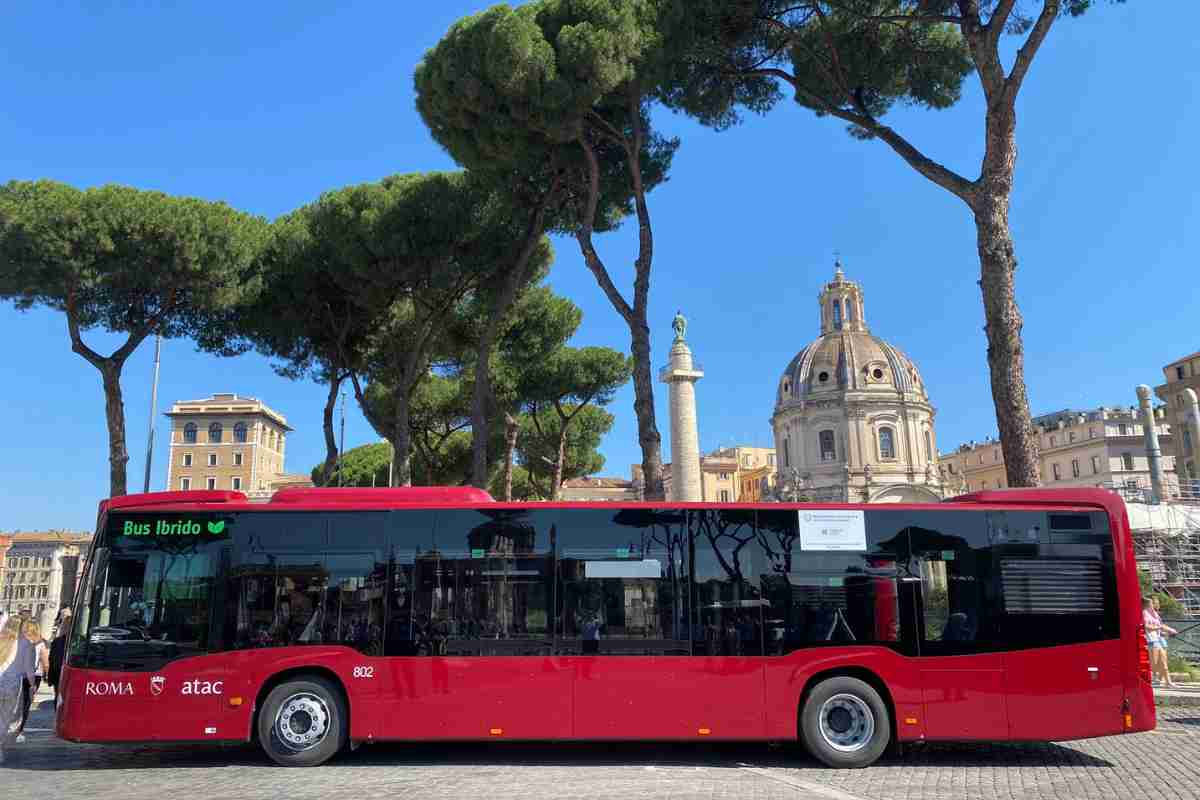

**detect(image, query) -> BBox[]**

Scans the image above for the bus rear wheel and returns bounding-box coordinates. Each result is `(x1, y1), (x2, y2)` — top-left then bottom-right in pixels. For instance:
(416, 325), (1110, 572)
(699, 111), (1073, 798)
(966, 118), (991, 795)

(799, 676), (890, 769)
(258, 676), (347, 767)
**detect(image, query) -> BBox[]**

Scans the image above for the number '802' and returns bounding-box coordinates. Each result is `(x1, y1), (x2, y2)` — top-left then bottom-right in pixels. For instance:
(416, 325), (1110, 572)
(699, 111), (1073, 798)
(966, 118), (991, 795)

(352, 666), (374, 679)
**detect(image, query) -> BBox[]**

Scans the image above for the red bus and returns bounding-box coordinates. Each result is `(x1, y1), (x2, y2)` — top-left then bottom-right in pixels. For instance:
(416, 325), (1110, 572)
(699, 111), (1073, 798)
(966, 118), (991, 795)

(57, 486), (1154, 768)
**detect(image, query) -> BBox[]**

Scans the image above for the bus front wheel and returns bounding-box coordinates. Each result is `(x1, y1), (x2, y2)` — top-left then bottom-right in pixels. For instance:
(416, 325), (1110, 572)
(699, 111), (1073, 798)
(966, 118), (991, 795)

(257, 676), (347, 767)
(799, 676), (890, 769)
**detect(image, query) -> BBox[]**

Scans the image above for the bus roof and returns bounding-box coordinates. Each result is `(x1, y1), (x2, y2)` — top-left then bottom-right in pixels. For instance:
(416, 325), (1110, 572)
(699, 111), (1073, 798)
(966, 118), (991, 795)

(98, 486), (1127, 519)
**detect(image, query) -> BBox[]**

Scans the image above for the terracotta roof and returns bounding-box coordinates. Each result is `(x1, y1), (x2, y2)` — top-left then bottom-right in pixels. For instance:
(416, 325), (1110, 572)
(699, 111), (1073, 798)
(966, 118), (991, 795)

(5, 531), (92, 544)
(1166, 351), (1200, 367)
(562, 477), (633, 489)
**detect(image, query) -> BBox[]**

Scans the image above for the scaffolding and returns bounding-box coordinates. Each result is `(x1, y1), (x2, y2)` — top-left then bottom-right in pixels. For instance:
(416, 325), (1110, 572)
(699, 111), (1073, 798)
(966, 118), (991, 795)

(1128, 499), (1200, 615)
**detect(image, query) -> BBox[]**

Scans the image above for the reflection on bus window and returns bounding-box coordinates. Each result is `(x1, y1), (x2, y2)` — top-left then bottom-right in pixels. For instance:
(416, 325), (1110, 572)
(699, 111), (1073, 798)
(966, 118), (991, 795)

(556, 508), (689, 655)
(755, 510), (902, 656)
(229, 512), (327, 650)
(692, 509), (764, 656)
(415, 510), (555, 656)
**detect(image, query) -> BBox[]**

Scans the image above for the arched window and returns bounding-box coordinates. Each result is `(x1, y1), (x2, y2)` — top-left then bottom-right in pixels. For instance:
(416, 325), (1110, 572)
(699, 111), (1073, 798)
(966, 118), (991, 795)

(783, 437), (790, 468)
(878, 427), (896, 460)
(924, 430), (933, 463)
(208, 422), (223, 443)
(183, 422), (197, 443)
(819, 430), (836, 462)
(832, 299), (842, 329)
(233, 422), (248, 443)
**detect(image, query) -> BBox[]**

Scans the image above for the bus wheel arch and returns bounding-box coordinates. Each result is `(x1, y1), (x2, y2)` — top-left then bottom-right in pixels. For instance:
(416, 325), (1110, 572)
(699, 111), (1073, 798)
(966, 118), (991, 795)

(796, 667), (895, 768)
(252, 667), (349, 766)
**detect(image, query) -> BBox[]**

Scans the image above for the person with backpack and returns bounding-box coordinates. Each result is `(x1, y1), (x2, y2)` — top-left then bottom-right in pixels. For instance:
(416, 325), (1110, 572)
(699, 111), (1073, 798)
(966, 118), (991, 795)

(47, 608), (72, 705)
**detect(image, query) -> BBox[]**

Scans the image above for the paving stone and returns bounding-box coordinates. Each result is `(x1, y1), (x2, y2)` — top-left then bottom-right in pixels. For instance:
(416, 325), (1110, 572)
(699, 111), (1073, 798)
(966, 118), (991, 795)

(4, 694), (1198, 800)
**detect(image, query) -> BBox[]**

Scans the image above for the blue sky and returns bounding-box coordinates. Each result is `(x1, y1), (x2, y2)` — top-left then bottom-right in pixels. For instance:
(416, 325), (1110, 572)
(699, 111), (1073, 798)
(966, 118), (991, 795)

(1, 3), (1196, 532)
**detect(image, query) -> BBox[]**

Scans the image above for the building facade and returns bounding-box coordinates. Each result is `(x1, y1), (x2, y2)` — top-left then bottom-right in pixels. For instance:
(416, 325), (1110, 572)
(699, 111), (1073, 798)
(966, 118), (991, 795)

(698, 446), (777, 503)
(559, 476), (640, 502)
(165, 393), (292, 495)
(1155, 351), (1200, 489)
(940, 406), (1177, 497)
(771, 262), (942, 503)
(0, 531), (92, 634)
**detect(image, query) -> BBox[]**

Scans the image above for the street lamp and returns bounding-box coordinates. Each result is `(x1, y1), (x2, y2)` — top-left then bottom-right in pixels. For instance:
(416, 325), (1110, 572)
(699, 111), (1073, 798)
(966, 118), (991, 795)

(142, 333), (163, 494)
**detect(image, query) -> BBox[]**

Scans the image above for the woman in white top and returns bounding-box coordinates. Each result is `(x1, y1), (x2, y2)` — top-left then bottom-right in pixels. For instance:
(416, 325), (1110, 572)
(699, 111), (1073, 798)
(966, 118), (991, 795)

(14, 620), (49, 743)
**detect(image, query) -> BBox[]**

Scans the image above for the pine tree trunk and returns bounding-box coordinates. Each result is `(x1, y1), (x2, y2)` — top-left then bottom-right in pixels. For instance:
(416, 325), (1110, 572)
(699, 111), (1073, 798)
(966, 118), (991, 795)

(629, 319), (665, 500)
(551, 430), (568, 501)
(971, 97), (1041, 489)
(318, 376), (341, 487)
(389, 388), (412, 487)
(974, 200), (1041, 488)
(503, 413), (518, 501)
(470, 331), (496, 489)
(100, 361), (129, 497)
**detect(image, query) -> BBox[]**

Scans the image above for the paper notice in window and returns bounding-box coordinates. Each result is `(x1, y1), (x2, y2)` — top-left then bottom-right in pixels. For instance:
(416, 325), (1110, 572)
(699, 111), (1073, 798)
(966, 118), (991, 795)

(797, 510), (867, 551)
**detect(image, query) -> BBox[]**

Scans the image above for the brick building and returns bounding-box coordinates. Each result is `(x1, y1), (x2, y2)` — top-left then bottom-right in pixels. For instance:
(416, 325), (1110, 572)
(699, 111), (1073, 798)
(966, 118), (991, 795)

(165, 393), (293, 495)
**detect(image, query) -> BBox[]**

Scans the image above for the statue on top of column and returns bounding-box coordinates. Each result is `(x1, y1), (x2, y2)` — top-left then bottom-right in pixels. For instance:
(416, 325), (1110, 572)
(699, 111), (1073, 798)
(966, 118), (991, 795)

(672, 309), (687, 342)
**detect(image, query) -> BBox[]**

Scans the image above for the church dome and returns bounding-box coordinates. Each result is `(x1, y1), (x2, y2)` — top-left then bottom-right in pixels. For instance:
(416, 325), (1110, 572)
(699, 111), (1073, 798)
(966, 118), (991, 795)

(776, 263), (928, 410)
(769, 260), (941, 504)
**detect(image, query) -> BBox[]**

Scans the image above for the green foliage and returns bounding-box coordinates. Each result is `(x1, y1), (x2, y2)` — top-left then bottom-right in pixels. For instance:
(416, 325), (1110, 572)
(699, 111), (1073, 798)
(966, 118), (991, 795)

(315, 442), (393, 487)
(489, 463), (545, 501)
(517, 403), (615, 495)
(658, 1), (972, 133)
(513, 344), (631, 496)
(0, 179), (267, 495)
(0, 179), (267, 340)
(523, 345), (632, 410)
(1138, 569), (1188, 618)
(414, 0), (677, 233)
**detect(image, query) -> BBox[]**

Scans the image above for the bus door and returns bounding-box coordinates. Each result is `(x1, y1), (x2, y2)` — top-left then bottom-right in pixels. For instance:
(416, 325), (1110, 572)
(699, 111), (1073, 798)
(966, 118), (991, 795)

(911, 514), (1009, 740)
(998, 512), (1124, 739)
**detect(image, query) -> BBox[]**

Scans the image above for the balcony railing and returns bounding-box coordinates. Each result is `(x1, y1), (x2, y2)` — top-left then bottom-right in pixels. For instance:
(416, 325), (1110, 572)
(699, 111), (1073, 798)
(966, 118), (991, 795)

(658, 362), (704, 382)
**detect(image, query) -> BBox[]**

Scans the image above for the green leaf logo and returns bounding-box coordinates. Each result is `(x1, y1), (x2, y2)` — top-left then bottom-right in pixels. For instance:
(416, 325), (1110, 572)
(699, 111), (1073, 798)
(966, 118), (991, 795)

(207, 520), (225, 534)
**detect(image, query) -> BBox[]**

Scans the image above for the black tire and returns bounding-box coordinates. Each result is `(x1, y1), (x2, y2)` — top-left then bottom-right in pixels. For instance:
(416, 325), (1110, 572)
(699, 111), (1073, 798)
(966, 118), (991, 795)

(799, 676), (890, 769)
(257, 676), (347, 767)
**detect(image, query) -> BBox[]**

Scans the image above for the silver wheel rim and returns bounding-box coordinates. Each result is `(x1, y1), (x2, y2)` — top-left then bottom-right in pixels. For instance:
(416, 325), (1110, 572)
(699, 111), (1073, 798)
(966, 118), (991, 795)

(818, 693), (875, 753)
(273, 692), (331, 752)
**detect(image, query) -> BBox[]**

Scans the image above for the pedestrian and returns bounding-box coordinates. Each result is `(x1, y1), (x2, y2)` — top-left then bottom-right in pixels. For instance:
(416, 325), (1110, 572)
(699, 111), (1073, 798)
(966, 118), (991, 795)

(1143, 597), (1168, 686)
(15, 620), (49, 742)
(1151, 597), (1179, 687)
(1, 616), (37, 764)
(47, 608), (72, 705)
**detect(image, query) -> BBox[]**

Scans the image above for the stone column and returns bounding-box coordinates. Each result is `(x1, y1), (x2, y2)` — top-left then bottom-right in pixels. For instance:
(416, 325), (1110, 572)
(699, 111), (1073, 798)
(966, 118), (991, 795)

(1185, 388), (1200, 491)
(1136, 384), (1166, 503)
(661, 312), (704, 502)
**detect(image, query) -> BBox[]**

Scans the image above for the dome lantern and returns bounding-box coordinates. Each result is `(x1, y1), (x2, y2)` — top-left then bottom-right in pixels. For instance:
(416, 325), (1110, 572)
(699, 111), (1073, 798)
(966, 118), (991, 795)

(820, 258), (867, 334)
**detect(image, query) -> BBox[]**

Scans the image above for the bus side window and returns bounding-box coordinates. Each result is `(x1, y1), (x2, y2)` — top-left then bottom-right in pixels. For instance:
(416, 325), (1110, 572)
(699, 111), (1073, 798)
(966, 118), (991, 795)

(556, 508), (690, 656)
(227, 512), (328, 651)
(754, 509), (908, 656)
(322, 512), (390, 657)
(691, 509), (763, 657)
(910, 510), (1005, 655)
(416, 509), (557, 657)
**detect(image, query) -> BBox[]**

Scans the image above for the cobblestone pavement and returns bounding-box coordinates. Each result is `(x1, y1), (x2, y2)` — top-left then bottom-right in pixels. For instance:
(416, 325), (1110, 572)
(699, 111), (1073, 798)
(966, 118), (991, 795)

(4, 691), (1199, 800)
